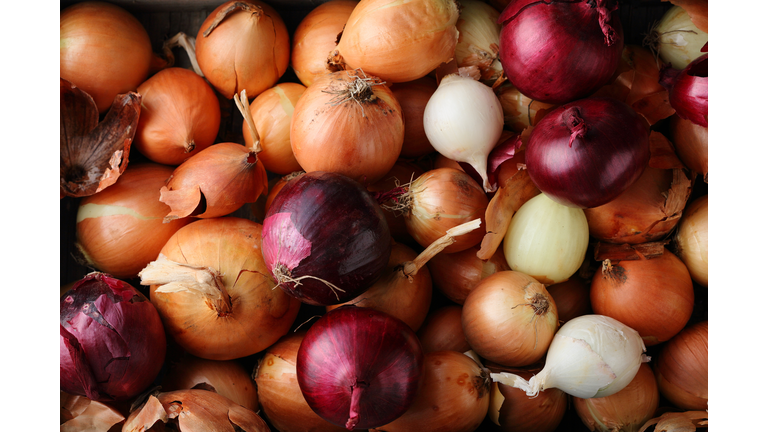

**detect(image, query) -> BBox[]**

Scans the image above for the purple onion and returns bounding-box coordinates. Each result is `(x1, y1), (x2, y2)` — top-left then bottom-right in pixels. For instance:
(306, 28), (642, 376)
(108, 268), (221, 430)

(262, 171), (391, 306)
(297, 305), (424, 430)
(60, 272), (166, 401)
(660, 54), (708, 127)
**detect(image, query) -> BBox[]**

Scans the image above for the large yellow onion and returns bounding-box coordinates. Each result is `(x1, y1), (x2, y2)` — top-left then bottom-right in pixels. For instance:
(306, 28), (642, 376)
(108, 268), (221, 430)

(330, 0), (460, 83)
(675, 194), (708, 286)
(654, 321), (708, 410)
(454, 0), (503, 83)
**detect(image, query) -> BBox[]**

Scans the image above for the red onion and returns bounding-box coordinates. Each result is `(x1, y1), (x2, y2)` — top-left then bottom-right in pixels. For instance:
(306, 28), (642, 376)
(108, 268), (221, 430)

(525, 97), (650, 208)
(60, 273), (166, 402)
(660, 54), (708, 127)
(497, 0), (624, 104)
(262, 171), (392, 306)
(297, 305), (424, 430)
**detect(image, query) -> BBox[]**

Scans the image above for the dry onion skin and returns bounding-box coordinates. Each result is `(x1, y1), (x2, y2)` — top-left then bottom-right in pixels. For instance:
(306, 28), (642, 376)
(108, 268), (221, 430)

(60, 392), (125, 432)
(675, 194), (708, 286)
(329, 0), (460, 83)
(134, 67), (221, 166)
(139, 217), (301, 360)
(367, 159), (426, 243)
(654, 320), (708, 410)
(454, 0), (503, 84)
(647, 5), (708, 70)
(495, 83), (555, 133)
(488, 368), (568, 432)
(195, 0), (290, 99)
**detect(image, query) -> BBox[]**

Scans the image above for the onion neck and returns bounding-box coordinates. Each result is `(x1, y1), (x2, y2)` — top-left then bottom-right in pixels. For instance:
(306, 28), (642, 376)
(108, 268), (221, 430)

(593, 0), (619, 46)
(346, 381), (369, 430)
(564, 107), (588, 148)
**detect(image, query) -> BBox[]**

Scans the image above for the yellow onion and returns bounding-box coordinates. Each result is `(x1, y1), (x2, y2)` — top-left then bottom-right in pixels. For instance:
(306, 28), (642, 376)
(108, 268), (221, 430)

(671, 114), (708, 182)
(495, 83), (555, 133)
(648, 5), (708, 70)
(545, 275), (591, 324)
(455, 0), (503, 83)
(367, 159), (426, 243)
(426, 244), (510, 304)
(390, 77), (439, 158)
(675, 194), (708, 286)
(417, 305), (471, 353)
(488, 367), (567, 432)
(654, 321), (708, 410)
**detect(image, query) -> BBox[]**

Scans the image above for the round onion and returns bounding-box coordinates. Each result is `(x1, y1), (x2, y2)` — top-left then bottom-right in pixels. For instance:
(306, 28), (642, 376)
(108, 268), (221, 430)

(659, 54), (708, 128)
(590, 249), (695, 346)
(262, 171), (392, 306)
(495, 83), (555, 133)
(297, 305), (424, 430)
(488, 367), (567, 432)
(545, 275), (591, 323)
(648, 5), (708, 70)
(670, 114), (708, 182)
(426, 244), (510, 304)
(390, 77), (438, 158)
(60, 1), (153, 112)
(134, 67), (221, 166)
(654, 320), (708, 410)
(417, 306), (471, 353)
(497, 0), (624, 104)
(367, 159), (426, 243)
(454, 0), (504, 84)
(462, 270), (559, 366)
(525, 96), (650, 208)
(675, 194), (708, 286)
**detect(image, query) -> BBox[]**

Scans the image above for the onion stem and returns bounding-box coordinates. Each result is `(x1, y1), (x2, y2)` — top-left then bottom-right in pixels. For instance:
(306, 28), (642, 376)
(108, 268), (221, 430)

(346, 381), (368, 430)
(234, 89), (262, 152)
(162, 32), (204, 77)
(401, 218), (481, 279)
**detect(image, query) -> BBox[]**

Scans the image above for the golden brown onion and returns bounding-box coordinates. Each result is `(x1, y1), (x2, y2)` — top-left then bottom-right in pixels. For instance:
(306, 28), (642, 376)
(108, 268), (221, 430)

(427, 244), (510, 304)
(675, 194), (708, 286)
(417, 306), (470, 353)
(488, 367), (567, 432)
(671, 114), (708, 182)
(545, 275), (591, 324)
(654, 321), (708, 410)
(390, 77), (438, 158)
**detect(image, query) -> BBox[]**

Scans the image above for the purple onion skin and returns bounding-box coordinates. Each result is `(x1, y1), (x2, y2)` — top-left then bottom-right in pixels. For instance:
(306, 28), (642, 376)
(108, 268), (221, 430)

(297, 306), (424, 430)
(525, 97), (650, 209)
(60, 273), (166, 402)
(660, 54), (708, 127)
(498, 0), (623, 104)
(262, 171), (391, 306)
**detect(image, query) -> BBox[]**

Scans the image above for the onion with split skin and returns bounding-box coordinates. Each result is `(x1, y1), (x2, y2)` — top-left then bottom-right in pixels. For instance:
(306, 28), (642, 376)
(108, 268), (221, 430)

(454, 0), (504, 84)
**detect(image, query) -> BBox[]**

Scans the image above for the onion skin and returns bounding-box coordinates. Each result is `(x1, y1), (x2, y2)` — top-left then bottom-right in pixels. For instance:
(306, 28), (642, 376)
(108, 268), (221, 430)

(590, 249), (694, 346)
(659, 54), (708, 128)
(417, 305), (471, 353)
(651, 5), (708, 70)
(654, 321), (708, 410)
(546, 275), (591, 324)
(427, 244), (510, 304)
(670, 114), (708, 182)
(525, 97), (650, 209)
(367, 160), (425, 243)
(497, 0), (624, 104)
(60, 391), (125, 432)
(390, 77), (438, 158)
(489, 369), (568, 432)
(60, 1), (153, 113)
(297, 306), (424, 430)
(135, 67), (221, 166)
(675, 195), (708, 286)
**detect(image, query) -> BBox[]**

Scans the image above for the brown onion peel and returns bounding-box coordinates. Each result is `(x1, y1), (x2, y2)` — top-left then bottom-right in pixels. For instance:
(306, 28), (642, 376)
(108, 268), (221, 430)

(60, 78), (140, 199)
(639, 410), (708, 432)
(417, 306), (471, 353)
(594, 242), (668, 262)
(60, 392), (125, 432)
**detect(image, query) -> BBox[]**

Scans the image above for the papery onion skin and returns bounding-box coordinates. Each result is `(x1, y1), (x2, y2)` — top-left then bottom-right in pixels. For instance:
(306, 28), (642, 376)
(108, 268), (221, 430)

(135, 67), (221, 166)
(489, 369), (567, 432)
(654, 321), (708, 410)
(455, 0), (504, 83)
(427, 244), (510, 304)
(75, 163), (192, 280)
(495, 83), (555, 133)
(497, 0), (624, 104)
(650, 5), (708, 70)
(590, 249), (695, 346)
(262, 171), (392, 306)
(670, 114), (708, 182)
(675, 194), (708, 286)
(417, 305), (471, 353)
(525, 97), (650, 209)
(60, 273), (166, 402)
(60, 1), (153, 113)
(60, 391), (125, 432)
(297, 306), (424, 430)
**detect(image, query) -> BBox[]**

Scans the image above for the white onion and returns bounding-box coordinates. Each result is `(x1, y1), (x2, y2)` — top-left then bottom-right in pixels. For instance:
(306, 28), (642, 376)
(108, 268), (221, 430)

(423, 73), (504, 192)
(651, 5), (708, 70)
(491, 315), (648, 399)
(502, 193), (589, 285)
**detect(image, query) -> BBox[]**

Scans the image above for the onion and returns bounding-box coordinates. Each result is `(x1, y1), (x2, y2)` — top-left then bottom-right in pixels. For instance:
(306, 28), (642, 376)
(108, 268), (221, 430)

(60, 391), (125, 432)
(262, 171), (392, 306)
(590, 249), (695, 346)
(297, 305), (424, 430)
(367, 160), (426, 243)
(195, 0), (290, 99)
(502, 193), (589, 285)
(497, 0), (624, 104)
(390, 77), (439, 158)
(329, 0), (460, 83)
(573, 363), (659, 432)
(654, 321), (708, 410)
(290, 70), (404, 184)
(525, 96), (650, 208)
(242, 82), (305, 175)
(423, 72), (504, 191)
(675, 195), (708, 286)
(670, 114), (708, 182)
(427, 244), (510, 304)
(546, 275), (592, 323)
(291, 0), (357, 87)
(659, 53), (708, 128)
(265, 171), (305, 215)
(647, 5), (708, 70)
(455, 0), (504, 84)
(495, 83), (555, 133)
(60, 273), (166, 402)
(462, 270), (559, 366)
(488, 367), (567, 432)
(372, 350), (490, 432)
(139, 217), (301, 360)
(60, 1), (153, 113)
(74, 163), (193, 280)
(491, 314), (648, 398)
(417, 306), (471, 353)
(134, 67), (221, 166)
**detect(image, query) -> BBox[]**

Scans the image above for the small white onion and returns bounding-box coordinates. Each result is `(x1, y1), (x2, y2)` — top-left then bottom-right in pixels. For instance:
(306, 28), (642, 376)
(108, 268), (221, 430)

(502, 193), (589, 285)
(491, 315), (648, 399)
(423, 73), (504, 192)
(651, 5), (708, 70)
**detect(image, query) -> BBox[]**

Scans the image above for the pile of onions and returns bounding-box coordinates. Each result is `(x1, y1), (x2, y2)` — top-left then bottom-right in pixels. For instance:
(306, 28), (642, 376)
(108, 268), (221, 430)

(654, 321), (708, 410)
(573, 363), (659, 432)
(525, 97), (650, 208)
(488, 367), (568, 432)
(60, 1), (154, 112)
(290, 69), (404, 184)
(423, 72), (504, 191)
(195, 0), (289, 99)
(454, 0), (504, 84)
(290, 0), (357, 87)
(60, 273), (166, 401)
(670, 114), (708, 182)
(254, 332), (347, 432)
(417, 306), (471, 353)
(647, 5), (708, 70)
(371, 350), (490, 432)
(427, 244), (510, 304)
(75, 163), (192, 279)
(262, 171), (392, 306)
(660, 53), (708, 128)
(462, 271), (559, 366)
(497, 0), (623, 104)
(329, 0), (460, 83)
(134, 67), (221, 166)
(590, 249), (695, 346)
(297, 306), (424, 430)
(139, 217), (301, 360)
(390, 77), (439, 158)
(503, 193), (589, 285)
(675, 194), (708, 286)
